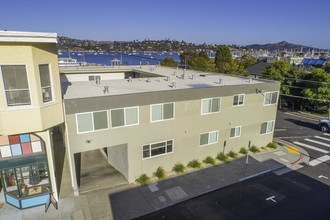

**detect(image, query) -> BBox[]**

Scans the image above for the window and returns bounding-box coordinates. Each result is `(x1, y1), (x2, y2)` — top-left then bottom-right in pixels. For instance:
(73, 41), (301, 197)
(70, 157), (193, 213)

(110, 107), (138, 128)
(88, 75), (101, 81)
(264, 92), (278, 105)
(143, 140), (173, 159)
(39, 64), (53, 103)
(200, 131), (218, 146)
(230, 126), (241, 138)
(76, 111), (108, 133)
(233, 94), (245, 106)
(260, 121), (274, 134)
(202, 97), (220, 114)
(151, 103), (174, 122)
(1, 65), (31, 106)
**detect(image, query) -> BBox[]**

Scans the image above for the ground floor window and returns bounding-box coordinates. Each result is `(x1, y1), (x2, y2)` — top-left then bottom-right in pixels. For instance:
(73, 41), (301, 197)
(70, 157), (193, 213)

(1, 163), (49, 198)
(143, 140), (173, 159)
(200, 130), (218, 146)
(260, 121), (274, 134)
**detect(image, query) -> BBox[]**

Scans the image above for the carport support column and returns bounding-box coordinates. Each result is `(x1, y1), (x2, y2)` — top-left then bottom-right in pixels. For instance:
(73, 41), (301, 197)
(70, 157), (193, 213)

(67, 151), (80, 196)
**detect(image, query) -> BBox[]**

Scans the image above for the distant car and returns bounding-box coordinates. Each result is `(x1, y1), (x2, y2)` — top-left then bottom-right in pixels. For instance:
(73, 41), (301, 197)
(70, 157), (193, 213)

(318, 118), (330, 133)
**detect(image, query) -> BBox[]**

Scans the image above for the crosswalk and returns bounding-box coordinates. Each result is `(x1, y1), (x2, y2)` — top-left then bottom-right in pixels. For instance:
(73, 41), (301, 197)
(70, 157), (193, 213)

(292, 133), (330, 167)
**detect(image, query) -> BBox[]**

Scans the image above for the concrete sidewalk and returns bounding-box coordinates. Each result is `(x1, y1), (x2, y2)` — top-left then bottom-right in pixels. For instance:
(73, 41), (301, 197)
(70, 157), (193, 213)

(0, 144), (307, 220)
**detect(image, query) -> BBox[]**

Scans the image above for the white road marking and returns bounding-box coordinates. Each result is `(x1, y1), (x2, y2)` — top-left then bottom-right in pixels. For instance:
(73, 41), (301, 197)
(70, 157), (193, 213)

(324, 133), (330, 137)
(309, 155), (330, 166)
(315, 136), (330, 142)
(280, 158), (289, 163)
(305, 139), (330, 148)
(266, 196), (276, 203)
(293, 142), (329, 154)
(318, 175), (329, 179)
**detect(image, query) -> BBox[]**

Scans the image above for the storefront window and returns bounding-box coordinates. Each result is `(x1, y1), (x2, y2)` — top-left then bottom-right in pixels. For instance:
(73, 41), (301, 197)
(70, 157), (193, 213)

(2, 163), (49, 198)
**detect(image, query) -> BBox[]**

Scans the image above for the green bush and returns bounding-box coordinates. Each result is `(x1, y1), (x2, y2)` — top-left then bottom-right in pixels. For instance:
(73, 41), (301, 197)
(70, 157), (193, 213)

(135, 174), (150, 185)
(172, 163), (185, 174)
(227, 151), (238, 158)
(153, 166), (166, 179)
(203, 156), (216, 165)
(187, 159), (202, 168)
(239, 147), (248, 155)
(267, 142), (278, 149)
(250, 145), (260, 153)
(216, 152), (230, 162)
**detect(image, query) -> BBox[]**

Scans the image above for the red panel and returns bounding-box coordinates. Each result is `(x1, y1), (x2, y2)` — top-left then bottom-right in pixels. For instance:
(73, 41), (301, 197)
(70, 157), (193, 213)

(9, 135), (20, 144)
(22, 143), (32, 155)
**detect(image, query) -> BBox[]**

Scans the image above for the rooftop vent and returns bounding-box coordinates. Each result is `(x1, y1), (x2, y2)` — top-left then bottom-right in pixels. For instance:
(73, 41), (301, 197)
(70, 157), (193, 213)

(96, 78), (101, 84)
(199, 74), (206, 77)
(172, 81), (176, 88)
(103, 86), (109, 94)
(218, 79), (223, 84)
(128, 76), (132, 82)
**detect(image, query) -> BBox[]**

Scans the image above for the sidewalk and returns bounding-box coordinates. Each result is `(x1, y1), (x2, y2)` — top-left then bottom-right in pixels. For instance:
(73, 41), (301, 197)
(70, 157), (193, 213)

(0, 144), (307, 220)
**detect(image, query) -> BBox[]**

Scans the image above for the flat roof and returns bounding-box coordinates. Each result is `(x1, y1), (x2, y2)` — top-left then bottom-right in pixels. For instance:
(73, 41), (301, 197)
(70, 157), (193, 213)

(0, 31), (57, 43)
(62, 66), (265, 100)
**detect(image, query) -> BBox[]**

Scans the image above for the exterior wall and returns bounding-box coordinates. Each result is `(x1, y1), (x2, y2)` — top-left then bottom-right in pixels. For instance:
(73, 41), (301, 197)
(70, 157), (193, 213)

(0, 43), (63, 135)
(64, 81), (279, 184)
(107, 144), (129, 180)
(60, 72), (125, 82)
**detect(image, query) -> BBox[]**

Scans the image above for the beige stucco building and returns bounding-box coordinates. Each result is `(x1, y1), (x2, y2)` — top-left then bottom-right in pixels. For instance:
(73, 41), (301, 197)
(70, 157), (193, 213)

(0, 31), (63, 209)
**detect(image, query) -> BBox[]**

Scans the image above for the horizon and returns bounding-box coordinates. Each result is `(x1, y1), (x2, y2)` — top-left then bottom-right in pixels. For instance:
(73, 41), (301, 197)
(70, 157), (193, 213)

(2, 0), (330, 49)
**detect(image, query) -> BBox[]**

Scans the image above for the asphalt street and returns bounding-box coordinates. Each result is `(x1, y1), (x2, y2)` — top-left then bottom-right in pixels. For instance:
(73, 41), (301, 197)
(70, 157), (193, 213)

(135, 171), (330, 220)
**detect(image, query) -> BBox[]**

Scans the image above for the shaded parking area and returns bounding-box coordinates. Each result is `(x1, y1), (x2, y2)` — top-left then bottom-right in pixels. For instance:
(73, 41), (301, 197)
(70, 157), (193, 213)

(79, 149), (128, 194)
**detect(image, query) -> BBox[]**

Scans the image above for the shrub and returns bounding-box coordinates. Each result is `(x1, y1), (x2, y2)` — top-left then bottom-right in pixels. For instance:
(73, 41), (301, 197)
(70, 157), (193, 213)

(203, 156), (216, 165)
(216, 152), (229, 162)
(135, 174), (150, 185)
(239, 147), (248, 155)
(227, 151), (238, 158)
(267, 142), (278, 149)
(153, 166), (166, 179)
(172, 163), (185, 174)
(250, 145), (260, 153)
(187, 159), (202, 168)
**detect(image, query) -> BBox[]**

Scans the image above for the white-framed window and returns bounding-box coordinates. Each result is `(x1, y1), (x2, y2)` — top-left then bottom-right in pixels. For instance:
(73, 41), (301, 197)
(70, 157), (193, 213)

(200, 130), (218, 146)
(39, 64), (53, 103)
(76, 110), (108, 133)
(110, 107), (139, 128)
(150, 102), (174, 122)
(143, 140), (173, 159)
(264, 91), (278, 105)
(233, 94), (245, 106)
(260, 121), (274, 134)
(1, 65), (31, 106)
(201, 97), (220, 114)
(230, 126), (241, 138)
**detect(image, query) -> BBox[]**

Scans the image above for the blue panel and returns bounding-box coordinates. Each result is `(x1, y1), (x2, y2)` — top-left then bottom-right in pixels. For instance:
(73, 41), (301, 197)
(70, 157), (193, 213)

(316, 60), (325, 65)
(21, 194), (49, 208)
(302, 58), (310, 65)
(6, 194), (20, 208)
(309, 59), (317, 65)
(20, 134), (30, 143)
(11, 144), (22, 156)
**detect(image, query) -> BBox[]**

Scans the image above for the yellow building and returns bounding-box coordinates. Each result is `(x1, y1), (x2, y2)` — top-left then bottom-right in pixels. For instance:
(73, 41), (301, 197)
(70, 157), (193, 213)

(0, 31), (64, 209)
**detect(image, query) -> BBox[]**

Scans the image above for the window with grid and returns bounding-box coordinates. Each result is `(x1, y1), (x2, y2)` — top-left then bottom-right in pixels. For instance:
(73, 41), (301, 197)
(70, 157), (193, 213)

(143, 140), (173, 159)
(260, 121), (274, 134)
(230, 126), (241, 138)
(264, 92), (278, 105)
(1, 65), (31, 106)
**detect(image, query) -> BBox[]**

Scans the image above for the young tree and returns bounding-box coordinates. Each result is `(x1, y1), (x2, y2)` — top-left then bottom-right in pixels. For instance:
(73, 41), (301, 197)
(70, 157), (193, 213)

(215, 45), (233, 73)
(190, 57), (208, 71)
(160, 57), (177, 67)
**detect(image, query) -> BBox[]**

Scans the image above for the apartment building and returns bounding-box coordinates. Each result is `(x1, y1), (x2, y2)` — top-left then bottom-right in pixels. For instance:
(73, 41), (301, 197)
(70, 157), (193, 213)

(62, 66), (280, 195)
(0, 31), (63, 209)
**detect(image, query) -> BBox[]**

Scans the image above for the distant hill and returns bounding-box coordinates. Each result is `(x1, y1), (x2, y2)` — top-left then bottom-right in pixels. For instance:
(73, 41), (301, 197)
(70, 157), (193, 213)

(246, 41), (316, 52)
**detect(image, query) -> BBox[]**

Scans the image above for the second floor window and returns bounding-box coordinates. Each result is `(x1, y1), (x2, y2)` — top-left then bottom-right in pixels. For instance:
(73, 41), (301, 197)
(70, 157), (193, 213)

(202, 97), (220, 114)
(151, 103), (174, 122)
(260, 121), (274, 134)
(1, 65), (31, 106)
(230, 126), (241, 138)
(76, 111), (108, 133)
(111, 107), (139, 128)
(39, 64), (53, 103)
(233, 94), (245, 106)
(264, 92), (278, 105)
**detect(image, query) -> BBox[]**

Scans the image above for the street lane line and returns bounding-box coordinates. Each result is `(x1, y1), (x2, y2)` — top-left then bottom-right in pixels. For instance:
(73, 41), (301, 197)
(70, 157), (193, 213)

(315, 136), (330, 142)
(324, 133), (330, 137)
(305, 139), (330, 148)
(309, 155), (330, 166)
(293, 142), (329, 154)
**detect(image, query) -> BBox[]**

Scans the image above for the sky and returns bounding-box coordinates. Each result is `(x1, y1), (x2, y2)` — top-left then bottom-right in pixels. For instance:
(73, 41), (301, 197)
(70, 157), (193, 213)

(1, 0), (330, 49)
